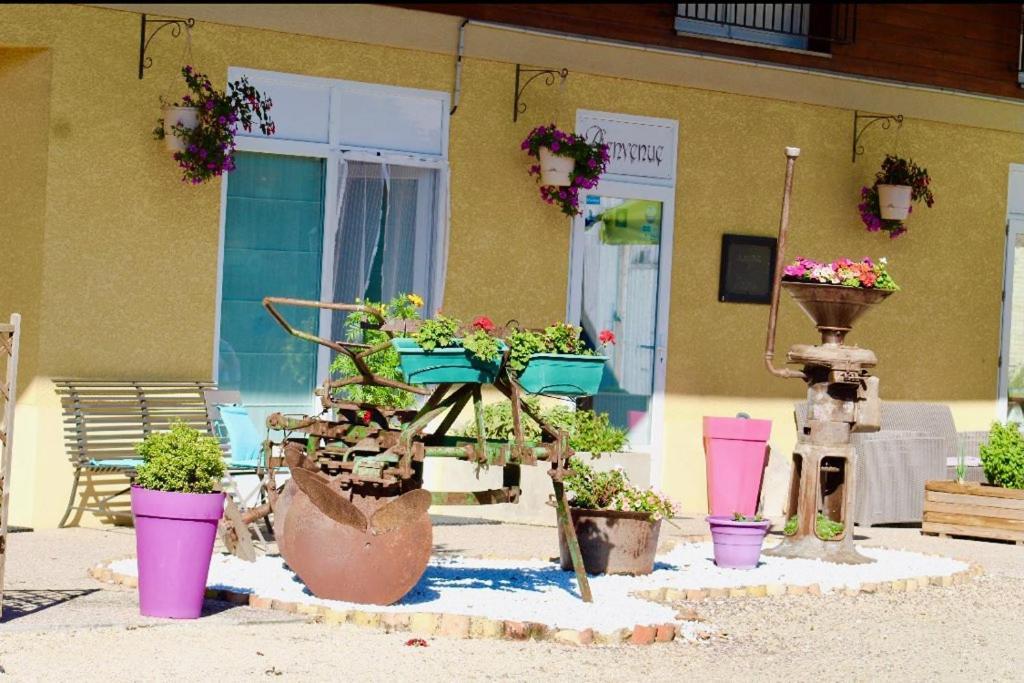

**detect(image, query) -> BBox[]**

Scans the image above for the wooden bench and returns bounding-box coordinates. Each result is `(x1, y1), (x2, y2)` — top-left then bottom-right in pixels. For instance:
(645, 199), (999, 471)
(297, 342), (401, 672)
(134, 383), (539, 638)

(55, 380), (215, 527)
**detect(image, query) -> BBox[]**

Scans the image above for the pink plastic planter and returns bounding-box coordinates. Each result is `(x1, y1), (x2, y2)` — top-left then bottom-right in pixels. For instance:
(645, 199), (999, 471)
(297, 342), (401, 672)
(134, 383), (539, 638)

(130, 486), (225, 619)
(707, 515), (772, 569)
(702, 416), (772, 518)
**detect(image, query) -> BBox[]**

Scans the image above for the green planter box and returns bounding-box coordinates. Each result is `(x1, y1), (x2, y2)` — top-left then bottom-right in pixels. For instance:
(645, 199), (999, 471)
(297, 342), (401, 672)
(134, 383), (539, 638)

(392, 337), (506, 384)
(516, 354), (607, 396)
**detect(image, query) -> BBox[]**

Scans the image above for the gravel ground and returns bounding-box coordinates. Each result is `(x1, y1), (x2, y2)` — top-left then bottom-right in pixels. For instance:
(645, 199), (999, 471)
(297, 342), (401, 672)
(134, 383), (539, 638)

(1, 519), (1023, 681)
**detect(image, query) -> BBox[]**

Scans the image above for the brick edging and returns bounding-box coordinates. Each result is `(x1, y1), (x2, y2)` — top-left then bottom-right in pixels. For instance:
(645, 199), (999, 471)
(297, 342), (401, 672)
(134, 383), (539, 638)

(87, 562), (694, 646)
(88, 541), (981, 646)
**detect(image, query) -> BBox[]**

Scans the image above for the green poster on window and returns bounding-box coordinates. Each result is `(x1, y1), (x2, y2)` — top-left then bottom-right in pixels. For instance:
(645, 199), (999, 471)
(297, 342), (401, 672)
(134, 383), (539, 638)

(597, 199), (662, 245)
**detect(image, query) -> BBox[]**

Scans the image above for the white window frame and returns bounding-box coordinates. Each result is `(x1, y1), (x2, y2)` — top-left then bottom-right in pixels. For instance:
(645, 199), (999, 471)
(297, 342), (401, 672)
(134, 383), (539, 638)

(212, 70), (450, 411)
(997, 163), (1024, 420)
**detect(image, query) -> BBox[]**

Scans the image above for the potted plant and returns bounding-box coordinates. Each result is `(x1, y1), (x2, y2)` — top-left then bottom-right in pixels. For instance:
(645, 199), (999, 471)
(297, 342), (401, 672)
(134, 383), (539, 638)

(706, 513), (772, 569)
(506, 322), (613, 396)
(858, 154), (934, 238)
(521, 123), (609, 216)
(393, 313), (506, 384)
(153, 65), (276, 185)
(558, 457), (676, 575)
(130, 421), (226, 618)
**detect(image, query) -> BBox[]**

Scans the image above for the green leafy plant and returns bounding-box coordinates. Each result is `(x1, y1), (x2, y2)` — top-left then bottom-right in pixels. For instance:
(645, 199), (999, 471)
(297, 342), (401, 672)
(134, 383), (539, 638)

(545, 406), (628, 454)
(329, 293), (422, 409)
(462, 329), (502, 364)
(544, 322), (589, 355)
(414, 314), (460, 352)
(134, 421), (225, 493)
(783, 513), (844, 540)
(732, 512), (765, 522)
(506, 329), (546, 373)
(455, 401), (627, 453)
(979, 421), (1024, 489)
(458, 397), (544, 442)
(564, 458), (676, 520)
(413, 314), (502, 363)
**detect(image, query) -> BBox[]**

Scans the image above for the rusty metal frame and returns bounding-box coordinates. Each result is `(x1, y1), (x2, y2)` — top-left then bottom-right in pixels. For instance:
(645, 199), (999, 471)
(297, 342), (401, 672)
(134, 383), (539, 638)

(248, 297), (595, 602)
(0, 314), (22, 614)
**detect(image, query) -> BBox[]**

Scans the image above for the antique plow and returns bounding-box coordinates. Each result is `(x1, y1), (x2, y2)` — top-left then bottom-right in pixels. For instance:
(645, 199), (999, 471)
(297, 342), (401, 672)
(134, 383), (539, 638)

(229, 297), (593, 605)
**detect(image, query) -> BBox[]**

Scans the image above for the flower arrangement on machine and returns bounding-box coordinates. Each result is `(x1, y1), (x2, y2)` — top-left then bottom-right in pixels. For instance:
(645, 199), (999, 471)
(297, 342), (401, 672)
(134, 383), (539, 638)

(521, 123), (609, 216)
(858, 154), (934, 238)
(154, 65), (276, 184)
(506, 322), (614, 396)
(782, 256), (899, 290)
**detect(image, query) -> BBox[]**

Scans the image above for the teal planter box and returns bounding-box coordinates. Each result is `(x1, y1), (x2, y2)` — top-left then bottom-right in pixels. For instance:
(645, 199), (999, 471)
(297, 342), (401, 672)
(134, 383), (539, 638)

(516, 354), (607, 396)
(392, 337), (506, 384)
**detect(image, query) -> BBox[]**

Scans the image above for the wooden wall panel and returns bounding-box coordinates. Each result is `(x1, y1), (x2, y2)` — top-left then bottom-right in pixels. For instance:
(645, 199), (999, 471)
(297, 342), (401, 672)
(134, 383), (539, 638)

(391, 3), (1024, 99)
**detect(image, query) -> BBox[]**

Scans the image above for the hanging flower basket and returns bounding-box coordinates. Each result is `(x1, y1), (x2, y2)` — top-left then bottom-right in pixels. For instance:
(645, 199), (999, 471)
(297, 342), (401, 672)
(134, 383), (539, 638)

(153, 65), (276, 185)
(858, 155), (934, 238)
(521, 123), (609, 217)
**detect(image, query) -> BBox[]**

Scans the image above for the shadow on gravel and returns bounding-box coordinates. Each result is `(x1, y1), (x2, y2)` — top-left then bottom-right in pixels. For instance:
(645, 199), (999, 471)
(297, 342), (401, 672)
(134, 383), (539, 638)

(0, 589), (99, 623)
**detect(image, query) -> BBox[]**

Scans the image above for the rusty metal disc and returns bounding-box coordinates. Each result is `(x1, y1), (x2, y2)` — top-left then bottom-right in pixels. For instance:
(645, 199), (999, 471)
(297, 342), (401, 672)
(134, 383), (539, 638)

(289, 467), (368, 533)
(279, 483), (432, 605)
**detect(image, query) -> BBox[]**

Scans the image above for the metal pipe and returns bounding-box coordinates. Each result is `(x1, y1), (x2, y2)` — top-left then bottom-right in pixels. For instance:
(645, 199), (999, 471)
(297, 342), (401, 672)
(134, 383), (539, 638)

(451, 19), (468, 114)
(764, 146), (807, 380)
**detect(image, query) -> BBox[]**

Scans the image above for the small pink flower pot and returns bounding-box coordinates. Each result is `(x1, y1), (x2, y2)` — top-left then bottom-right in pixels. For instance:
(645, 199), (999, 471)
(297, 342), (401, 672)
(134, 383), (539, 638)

(702, 416), (771, 518)
(707, 515), (771, 569)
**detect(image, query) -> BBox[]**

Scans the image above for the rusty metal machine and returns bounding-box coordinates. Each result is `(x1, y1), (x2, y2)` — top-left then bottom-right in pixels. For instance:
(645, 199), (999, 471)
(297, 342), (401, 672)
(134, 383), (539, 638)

(763, 147), (891, 564)
(226, 298), (593, 605)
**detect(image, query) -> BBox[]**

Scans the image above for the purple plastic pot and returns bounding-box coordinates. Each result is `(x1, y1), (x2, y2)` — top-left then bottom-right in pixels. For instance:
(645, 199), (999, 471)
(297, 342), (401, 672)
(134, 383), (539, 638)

(706, 515), (771, 570)
(131, 486), (225, 619)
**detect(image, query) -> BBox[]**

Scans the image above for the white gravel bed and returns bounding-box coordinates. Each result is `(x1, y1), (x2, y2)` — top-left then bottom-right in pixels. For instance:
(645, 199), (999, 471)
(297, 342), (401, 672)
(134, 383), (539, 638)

(108, 541), (967, 635)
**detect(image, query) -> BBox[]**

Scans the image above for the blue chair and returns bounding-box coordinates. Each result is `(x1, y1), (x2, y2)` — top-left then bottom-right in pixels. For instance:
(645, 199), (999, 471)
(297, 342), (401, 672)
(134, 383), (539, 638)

(217, 404), (266, 470)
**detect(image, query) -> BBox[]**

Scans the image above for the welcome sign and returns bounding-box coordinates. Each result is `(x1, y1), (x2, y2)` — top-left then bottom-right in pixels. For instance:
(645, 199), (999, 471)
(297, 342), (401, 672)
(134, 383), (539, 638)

(576, 110), (678, 185)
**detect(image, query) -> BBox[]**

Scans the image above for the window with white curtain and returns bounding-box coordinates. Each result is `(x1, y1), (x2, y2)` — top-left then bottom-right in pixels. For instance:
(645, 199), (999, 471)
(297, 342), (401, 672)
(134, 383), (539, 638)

(329, 159), (442, 343)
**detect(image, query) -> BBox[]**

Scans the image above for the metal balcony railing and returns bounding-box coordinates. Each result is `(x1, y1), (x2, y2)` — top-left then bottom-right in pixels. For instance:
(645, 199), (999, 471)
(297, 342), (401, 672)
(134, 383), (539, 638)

(675, 4), (857, 51)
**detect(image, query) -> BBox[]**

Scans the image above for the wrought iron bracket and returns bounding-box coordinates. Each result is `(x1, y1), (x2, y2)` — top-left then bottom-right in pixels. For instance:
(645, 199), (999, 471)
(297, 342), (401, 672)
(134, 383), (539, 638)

(138, 13), (195, 80)
(513, 64), (568, 123)
(852, 111), (903, 162)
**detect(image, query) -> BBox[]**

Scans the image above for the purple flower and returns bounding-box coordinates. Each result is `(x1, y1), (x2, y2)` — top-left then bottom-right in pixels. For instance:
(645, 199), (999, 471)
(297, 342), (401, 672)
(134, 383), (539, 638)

(551, 141), (560, 152)
(205, 100), (214, 110)
(218, 116), (227, 125)
(587, 158), (597, 169)
(199, 149), (208, 159)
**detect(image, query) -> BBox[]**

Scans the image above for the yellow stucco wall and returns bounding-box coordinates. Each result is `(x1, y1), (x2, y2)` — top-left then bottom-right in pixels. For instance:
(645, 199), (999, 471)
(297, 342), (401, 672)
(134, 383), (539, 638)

(1, 4), (1020, 526)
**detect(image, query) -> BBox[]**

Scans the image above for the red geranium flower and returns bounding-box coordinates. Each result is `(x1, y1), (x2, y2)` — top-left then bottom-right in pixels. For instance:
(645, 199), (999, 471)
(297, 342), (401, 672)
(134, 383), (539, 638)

(472, 316), (496, 333)
(360, 410), (372, 425)
(599, 329), (616, 346)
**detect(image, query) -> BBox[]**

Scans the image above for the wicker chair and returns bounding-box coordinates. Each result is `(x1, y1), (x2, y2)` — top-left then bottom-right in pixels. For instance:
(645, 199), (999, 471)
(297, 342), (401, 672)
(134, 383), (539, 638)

(793, 401), (989, 527)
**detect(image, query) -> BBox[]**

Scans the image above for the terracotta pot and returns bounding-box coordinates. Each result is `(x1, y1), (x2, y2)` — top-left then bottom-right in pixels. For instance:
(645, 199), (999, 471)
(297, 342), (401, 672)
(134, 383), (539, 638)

(557, 507), (661, 575)
(877, 184), (912, 220)
(538, 146), (575, 186)
(162, 105), (199, 153)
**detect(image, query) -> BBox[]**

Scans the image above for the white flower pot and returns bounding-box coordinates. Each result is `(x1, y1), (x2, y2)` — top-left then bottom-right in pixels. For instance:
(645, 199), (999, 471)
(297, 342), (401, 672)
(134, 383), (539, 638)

(539, 146), (575, 186)
(877, 184), (912, 220)
(162, 106), (199, 152)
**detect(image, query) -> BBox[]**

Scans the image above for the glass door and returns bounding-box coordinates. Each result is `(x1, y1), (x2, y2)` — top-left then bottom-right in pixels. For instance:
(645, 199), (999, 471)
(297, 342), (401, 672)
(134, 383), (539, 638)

(999, 219), (1024, 423)
(568, 181), (675, 472)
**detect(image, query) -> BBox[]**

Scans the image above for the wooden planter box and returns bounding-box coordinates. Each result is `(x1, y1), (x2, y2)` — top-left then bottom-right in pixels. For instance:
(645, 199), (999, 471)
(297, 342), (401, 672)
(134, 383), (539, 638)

(923, 480), (1024, 545)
